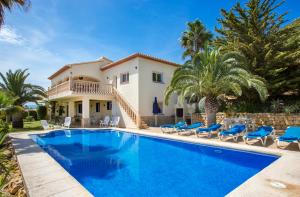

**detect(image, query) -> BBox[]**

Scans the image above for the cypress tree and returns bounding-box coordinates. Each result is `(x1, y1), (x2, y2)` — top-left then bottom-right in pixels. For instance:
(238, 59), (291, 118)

(215, 0), (300, 99)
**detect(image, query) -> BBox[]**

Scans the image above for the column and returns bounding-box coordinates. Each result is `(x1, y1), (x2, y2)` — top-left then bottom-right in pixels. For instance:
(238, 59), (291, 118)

(68, 101), (75, 118)
(82, 97), (90, 127)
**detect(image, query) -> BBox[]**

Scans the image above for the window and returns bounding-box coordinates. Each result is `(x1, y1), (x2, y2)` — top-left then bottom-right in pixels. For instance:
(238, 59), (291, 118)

(120, 73), (129, 84)
(107, 101), (112, 110)
(78, 104), (82, 114)
(96, 102), (100, 112)
(152, 72), (163, 83)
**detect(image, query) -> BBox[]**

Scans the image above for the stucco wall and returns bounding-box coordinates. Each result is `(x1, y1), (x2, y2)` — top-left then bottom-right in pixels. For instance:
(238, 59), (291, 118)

(50, 58), (110, 86)
(141, 115), (175, 127)
(111, 100), (137, 128)
(50, 69), (71, 87)
(138, 58), (178, 116)
(89, 100), (112, 119)
(103, 58), (140, 113)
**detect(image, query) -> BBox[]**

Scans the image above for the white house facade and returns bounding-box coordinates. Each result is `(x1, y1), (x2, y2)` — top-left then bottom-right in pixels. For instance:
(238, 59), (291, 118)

(47, 53), (191, 128)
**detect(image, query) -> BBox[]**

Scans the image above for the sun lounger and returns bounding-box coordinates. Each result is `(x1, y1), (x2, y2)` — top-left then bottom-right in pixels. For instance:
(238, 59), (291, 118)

(218, 124), (246, 142)
(276, 126), (300, 150)
(62, 117), (71, 128)
(243, 126), (275, 146)
(41, 120), (50, 130)
(196, 123), (222, 138)
(160, 121), (186, 133)
(110, 116), (120, 127)
(177, 122), (204, 136)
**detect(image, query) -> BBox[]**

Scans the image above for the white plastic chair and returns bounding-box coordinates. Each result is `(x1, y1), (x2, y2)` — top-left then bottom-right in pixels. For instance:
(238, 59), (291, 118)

(100, 116), (110, 127)
(110, 116), (120, 127)
(41, 120), (50, 130)
(62, 117), (71, 128)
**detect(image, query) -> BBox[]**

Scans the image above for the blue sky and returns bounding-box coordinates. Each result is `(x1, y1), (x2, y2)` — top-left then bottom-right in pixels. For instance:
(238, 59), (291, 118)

(0, 0), (299, 88)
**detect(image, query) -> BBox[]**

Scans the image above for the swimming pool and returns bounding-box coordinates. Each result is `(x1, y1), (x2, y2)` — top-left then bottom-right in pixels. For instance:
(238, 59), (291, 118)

(31, 129), (278, 197)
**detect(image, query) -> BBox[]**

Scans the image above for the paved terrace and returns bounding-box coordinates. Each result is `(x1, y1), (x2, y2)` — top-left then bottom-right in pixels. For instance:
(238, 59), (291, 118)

(10, 127), (300, 197)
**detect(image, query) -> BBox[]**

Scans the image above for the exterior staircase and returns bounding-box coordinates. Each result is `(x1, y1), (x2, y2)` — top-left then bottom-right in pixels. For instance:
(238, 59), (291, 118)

(140, 120), (149, 129)
(112, 87), (149, 129)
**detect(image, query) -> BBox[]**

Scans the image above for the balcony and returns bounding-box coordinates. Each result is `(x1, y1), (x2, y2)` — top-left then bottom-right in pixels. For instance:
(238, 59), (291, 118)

(47, 80), (113, 100)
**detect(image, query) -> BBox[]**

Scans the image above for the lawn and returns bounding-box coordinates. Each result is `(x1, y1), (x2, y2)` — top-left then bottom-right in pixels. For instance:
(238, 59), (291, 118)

(10, 121), (42, 132)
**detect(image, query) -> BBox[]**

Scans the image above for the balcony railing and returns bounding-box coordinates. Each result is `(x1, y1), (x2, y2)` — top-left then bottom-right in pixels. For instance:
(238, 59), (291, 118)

(47, 80), (113, 97)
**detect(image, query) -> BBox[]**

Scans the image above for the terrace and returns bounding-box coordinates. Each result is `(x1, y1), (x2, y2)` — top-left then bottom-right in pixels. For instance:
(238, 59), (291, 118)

(47, 80), (114, 100)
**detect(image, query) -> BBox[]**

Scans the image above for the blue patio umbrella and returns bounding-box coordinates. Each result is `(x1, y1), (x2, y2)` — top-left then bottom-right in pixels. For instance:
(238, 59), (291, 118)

(153, 97), (160, 126)
(153, 97), (160, 114)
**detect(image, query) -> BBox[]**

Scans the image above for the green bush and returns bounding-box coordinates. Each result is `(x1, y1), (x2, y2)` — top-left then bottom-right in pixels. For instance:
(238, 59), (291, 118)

(283, 101), (300, 113)
(24, 115), (34, 122)
(0, 120), (9, 145)
(37, 105), (47, 120)
(223, 100), (269, 113)
(0, 111), (6, 121)
(270, 99), (284, 113)
(0, 120), (9, 188)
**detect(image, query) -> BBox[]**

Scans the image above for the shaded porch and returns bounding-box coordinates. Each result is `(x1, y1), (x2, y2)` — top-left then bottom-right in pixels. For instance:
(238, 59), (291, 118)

(50, 98), (113, 127)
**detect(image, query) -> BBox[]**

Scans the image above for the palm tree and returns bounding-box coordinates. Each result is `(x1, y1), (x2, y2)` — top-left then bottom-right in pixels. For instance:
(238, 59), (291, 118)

(165, 46), (268, 125)
(180, 19), (213, 59)
(0, 69), (45, 128)
(0, 90), (20, 123)
(0, 0), (30, 27)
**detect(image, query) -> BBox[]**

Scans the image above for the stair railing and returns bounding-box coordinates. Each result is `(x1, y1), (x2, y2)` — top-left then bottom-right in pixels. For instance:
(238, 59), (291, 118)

(112, 87), (142, 128)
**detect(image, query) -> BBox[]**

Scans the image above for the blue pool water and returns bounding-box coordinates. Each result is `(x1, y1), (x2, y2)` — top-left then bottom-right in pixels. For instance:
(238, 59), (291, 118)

(31, 129), (278, 197)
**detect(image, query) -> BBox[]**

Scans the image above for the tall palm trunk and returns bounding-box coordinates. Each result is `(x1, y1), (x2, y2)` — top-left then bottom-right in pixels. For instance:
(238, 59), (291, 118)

(12, 112), (23, 128)
(204, 96), (218, 126)
(5, 114), (11, 123)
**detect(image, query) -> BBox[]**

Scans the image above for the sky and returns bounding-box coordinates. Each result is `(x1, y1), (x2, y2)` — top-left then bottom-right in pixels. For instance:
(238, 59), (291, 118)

(0, 0), (299, 88)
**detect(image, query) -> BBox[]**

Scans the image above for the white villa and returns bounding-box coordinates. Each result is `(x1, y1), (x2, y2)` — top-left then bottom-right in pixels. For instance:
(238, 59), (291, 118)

(47, 53), (192, 128)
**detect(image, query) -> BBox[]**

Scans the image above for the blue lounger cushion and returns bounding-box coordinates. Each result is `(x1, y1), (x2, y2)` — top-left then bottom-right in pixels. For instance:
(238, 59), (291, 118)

(196, 123), (222, 133)
(178, 122), (204, 130)
(219, 124), (246, 136)
(161, 121), (186, 128)
(245, 126), (273, 139)
(278, 126), (300, 142)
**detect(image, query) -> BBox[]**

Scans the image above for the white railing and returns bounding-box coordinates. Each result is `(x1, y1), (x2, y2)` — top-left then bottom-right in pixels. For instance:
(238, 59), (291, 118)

(48, 81), (70, 97)
(47, 80), (113, 97)
(72, 80), (113, 95)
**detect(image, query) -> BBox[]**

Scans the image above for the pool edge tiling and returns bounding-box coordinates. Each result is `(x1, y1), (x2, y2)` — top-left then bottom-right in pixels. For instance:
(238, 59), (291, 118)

(10, 128), (300, 197)
(9, 131), (93, 197)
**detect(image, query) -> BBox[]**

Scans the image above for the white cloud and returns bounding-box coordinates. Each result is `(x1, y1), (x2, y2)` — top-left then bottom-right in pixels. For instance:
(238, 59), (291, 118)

(0, 25), (25, 45)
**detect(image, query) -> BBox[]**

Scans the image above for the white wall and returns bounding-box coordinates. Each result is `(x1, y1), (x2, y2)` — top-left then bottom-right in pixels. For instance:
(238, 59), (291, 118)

(103, 58), (140, 112)
(50, 69), (70, 87)
(138, 58), (178, 116)
(112, 100), (137, 128)
(50, 58), (111, 86)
